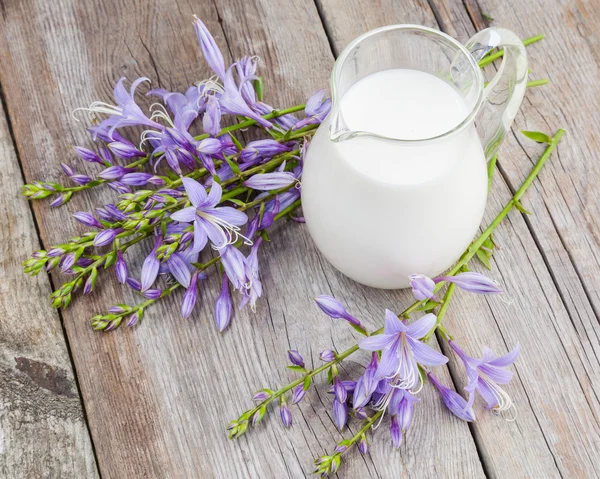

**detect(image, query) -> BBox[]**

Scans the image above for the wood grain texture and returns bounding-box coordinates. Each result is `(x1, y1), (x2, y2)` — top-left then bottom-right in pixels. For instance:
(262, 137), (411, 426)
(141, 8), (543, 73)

(0, 90), (98, 475)
(0, 0), (483, 477)
(316, 0), (600, 477)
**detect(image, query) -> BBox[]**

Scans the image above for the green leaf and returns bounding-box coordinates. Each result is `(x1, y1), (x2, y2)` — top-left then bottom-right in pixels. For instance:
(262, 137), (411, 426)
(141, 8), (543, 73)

(521, 130), (552, 144)
(514, 200), (532, 215)
(224, 156), (242, 176)
(230, 134), (244, 152)
(253, 76), (264, 102)
(476, 248), (492, 270)
(415, 300), (440, 312)
(350, 323), (368, 336)
(286, 365), (306, 373)
(303, 375), (311, 390)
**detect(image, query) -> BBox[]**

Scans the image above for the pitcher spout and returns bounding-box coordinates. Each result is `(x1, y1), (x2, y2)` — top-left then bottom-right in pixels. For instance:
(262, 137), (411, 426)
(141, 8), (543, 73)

(328, 109), (354, 142)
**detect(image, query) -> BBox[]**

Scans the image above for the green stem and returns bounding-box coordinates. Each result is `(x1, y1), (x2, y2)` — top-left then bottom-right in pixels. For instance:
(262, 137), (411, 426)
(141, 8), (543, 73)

(478, 34), (544, 67)
(487, 154), (498, 193)
(526, 79), (549, 88)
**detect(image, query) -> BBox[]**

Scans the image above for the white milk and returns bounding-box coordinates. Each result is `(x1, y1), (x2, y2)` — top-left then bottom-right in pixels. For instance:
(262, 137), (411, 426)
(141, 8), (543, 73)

(301, 69), (488, 289)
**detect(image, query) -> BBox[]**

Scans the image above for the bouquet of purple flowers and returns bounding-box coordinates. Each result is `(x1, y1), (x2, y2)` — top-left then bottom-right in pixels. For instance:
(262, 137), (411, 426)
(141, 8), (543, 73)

(21, 16), (564, 476)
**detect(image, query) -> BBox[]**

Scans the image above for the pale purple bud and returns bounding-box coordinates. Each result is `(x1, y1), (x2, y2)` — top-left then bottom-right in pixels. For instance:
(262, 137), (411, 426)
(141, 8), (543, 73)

(108, 141), (146, 159)
(50, 194), (70, 207)
(428, 372), (475, 422)
(140, 238), (161, 291)
(47, 247), (66, 257)
(319, 349), (335, 362)
(115, 251), (128, 284)
(409, 273), (437, 301)
(127, 311), (140, 327)
(76, 258), (94, 267)
(71, 174), (92, 185)
(60, 253), (76, 273)
(93, 228), (119, 247)
(99, 146), (113, 165)
(280, 403), (292, 428)
(334, 444), (347, 453)
(108, 181), (131, 194)
(99, 165), (134, 180)
(291, 384), (306, 404)
(181, 272), (199, 319)
(214, 274), (233, 331)
(126, 277), (142, 291)
(243, 171), (296, 191)
(109, 305), (127, 314)
(355, 407), (368, 420)
(196, 137), (223, 155)
(390, 416), (402, 448)
(220, 245), (247, 291)
(104, 319), (119, 332)
(121, 172), (153, 186)
(203, 95), (221, 136)
(252, 391), (271, 402)
(73, 212), (103, 229)
(436, 272), (503, 294)
(314, 295), (362, 327)
(147, 175), (166, 186)
(61, 163), (75, 176)
(144, 289), (163, 300)
(333, 398), (348, 430)
(83, 275), (94, 295)
(240, 140), (292, 163)
(103, 204), (128, 221)
(358, 438), (369, 455)
(288, 350), (304, 368)
(73, 146), (103, 165)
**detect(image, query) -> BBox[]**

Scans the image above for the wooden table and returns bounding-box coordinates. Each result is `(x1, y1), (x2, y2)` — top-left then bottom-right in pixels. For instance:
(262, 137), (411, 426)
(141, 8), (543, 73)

(1, 0), (599, 477)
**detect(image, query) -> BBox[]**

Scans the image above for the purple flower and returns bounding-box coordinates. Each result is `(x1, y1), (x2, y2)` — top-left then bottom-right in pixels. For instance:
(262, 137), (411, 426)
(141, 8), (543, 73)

(60, 253), (76, 273)
(115, 250), (128, 284)
(319, 350), (335, 362)
(314, 295), (366, 331)
(333, 398), (348, 430)
(353, 353), (379, 408)
(288, 350), (304, 368)
(409, 274), (437, 301)
(280, 401), (292, 428)
(108, 141), (146, 159)
(436, 272), (502, 294)
(50, 193), (71, 208)
(144, 289), (163, 300)
(181, 272), (200, 319)
(81, 77), (161, 140)
(218, 65), (273, 129)
(243, 171), (297, 191)
(203, 95), (221, 136)
(126, 277), (142, 291)
(214, 274), (233, 331)
(358, 438), (369, 455)
(73, 146), (103, 165)
(388, 388), (419, 432)
(148, 85), (205, 130)
(294, 89), (331, 129)
(71, 174), (92, 185)
(170, 178), (248, 251)
(99, 165), (135, 180)
(240, 238), (262, 311)
(359, 311), (447, 389)
(292, 384), (306, 404)
(449, 341), (519, 414)
(220, 245), (247, 291)
(140, 237), (162, 291)
(254, 101), (299, 130)
(240, 140), (292, 163)
(253, 391), (271, 402)
(427, 372), (475, 422)
(94, 228), (120, 247)
(236, 55), (259, 106)
(127, 311), (140, 327)
(121, 172), (154, 186)
(194, 17), (226, 80)
(73, 212), (103, 229)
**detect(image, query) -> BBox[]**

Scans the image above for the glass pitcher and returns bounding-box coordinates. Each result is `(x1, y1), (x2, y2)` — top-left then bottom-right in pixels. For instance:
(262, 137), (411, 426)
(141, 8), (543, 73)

(301, 25), (528, 289)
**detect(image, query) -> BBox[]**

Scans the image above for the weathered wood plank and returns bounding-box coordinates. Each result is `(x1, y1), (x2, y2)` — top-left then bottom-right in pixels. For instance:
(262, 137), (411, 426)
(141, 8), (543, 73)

(0, 0), (484, 477)
(0, 90), (98, 475)
(316, 0), (600, 477)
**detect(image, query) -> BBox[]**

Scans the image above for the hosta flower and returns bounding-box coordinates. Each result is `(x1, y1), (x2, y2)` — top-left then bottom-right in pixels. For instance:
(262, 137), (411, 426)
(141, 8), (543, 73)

(409, 273), (437, 301)
(77, 77), (161, 140)
(170, 178), (249, 251)
(148, 85), (204, 131)
(427, 372), (475, 422)
(294, 89), (331, 129)
(220, 245), (247, 291)
(314, 295), (366, 331)
(202, 95), (221, 136)
(437, 272), (503, 294)
(194, 16), (226, 80)
(240, 139), (293, 163)
(449, 340), (519, 416)
(236, 55), (260, 106)
(332, 376), (349, 430)
(352, 353), (379, 408)
(240, 238), (262, 311)
(214, 274), (233, 331)
(359, 311), (448, 389)
(385, 388), (418, 448)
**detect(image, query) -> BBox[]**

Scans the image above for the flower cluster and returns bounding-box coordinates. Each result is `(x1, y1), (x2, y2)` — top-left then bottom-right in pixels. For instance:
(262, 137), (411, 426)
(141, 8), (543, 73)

(22, 17), (329, 331)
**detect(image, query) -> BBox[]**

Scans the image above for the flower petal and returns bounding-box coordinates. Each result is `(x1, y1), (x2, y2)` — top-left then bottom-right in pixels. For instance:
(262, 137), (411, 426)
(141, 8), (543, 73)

(376, 344), (400, 378)
(141, 253), (160, 292)
(407, 337), (448, 366)
(182, 177), (207, 207)
(198, 216), (227, 247)
(476, 378), (500, 409)
(478, 364), (514, 385)
(384, 309), (406, 334)
(406, 313), (437, 339)
(487, 344), (520, 367)
(358, 333), (396, 351)
(192, 218), (208, 253)
(208, 206), (248, 226)
(170, 206), (197, 223)
(205, 181), (222, 207)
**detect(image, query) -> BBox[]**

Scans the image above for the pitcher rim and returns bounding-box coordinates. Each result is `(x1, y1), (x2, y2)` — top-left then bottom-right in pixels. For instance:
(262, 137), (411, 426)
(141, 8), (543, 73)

(330, 24), (485, 143)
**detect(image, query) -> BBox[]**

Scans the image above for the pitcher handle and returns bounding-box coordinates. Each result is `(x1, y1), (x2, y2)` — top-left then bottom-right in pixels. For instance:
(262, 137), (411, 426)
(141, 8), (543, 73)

(465, 28), (528, 160)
